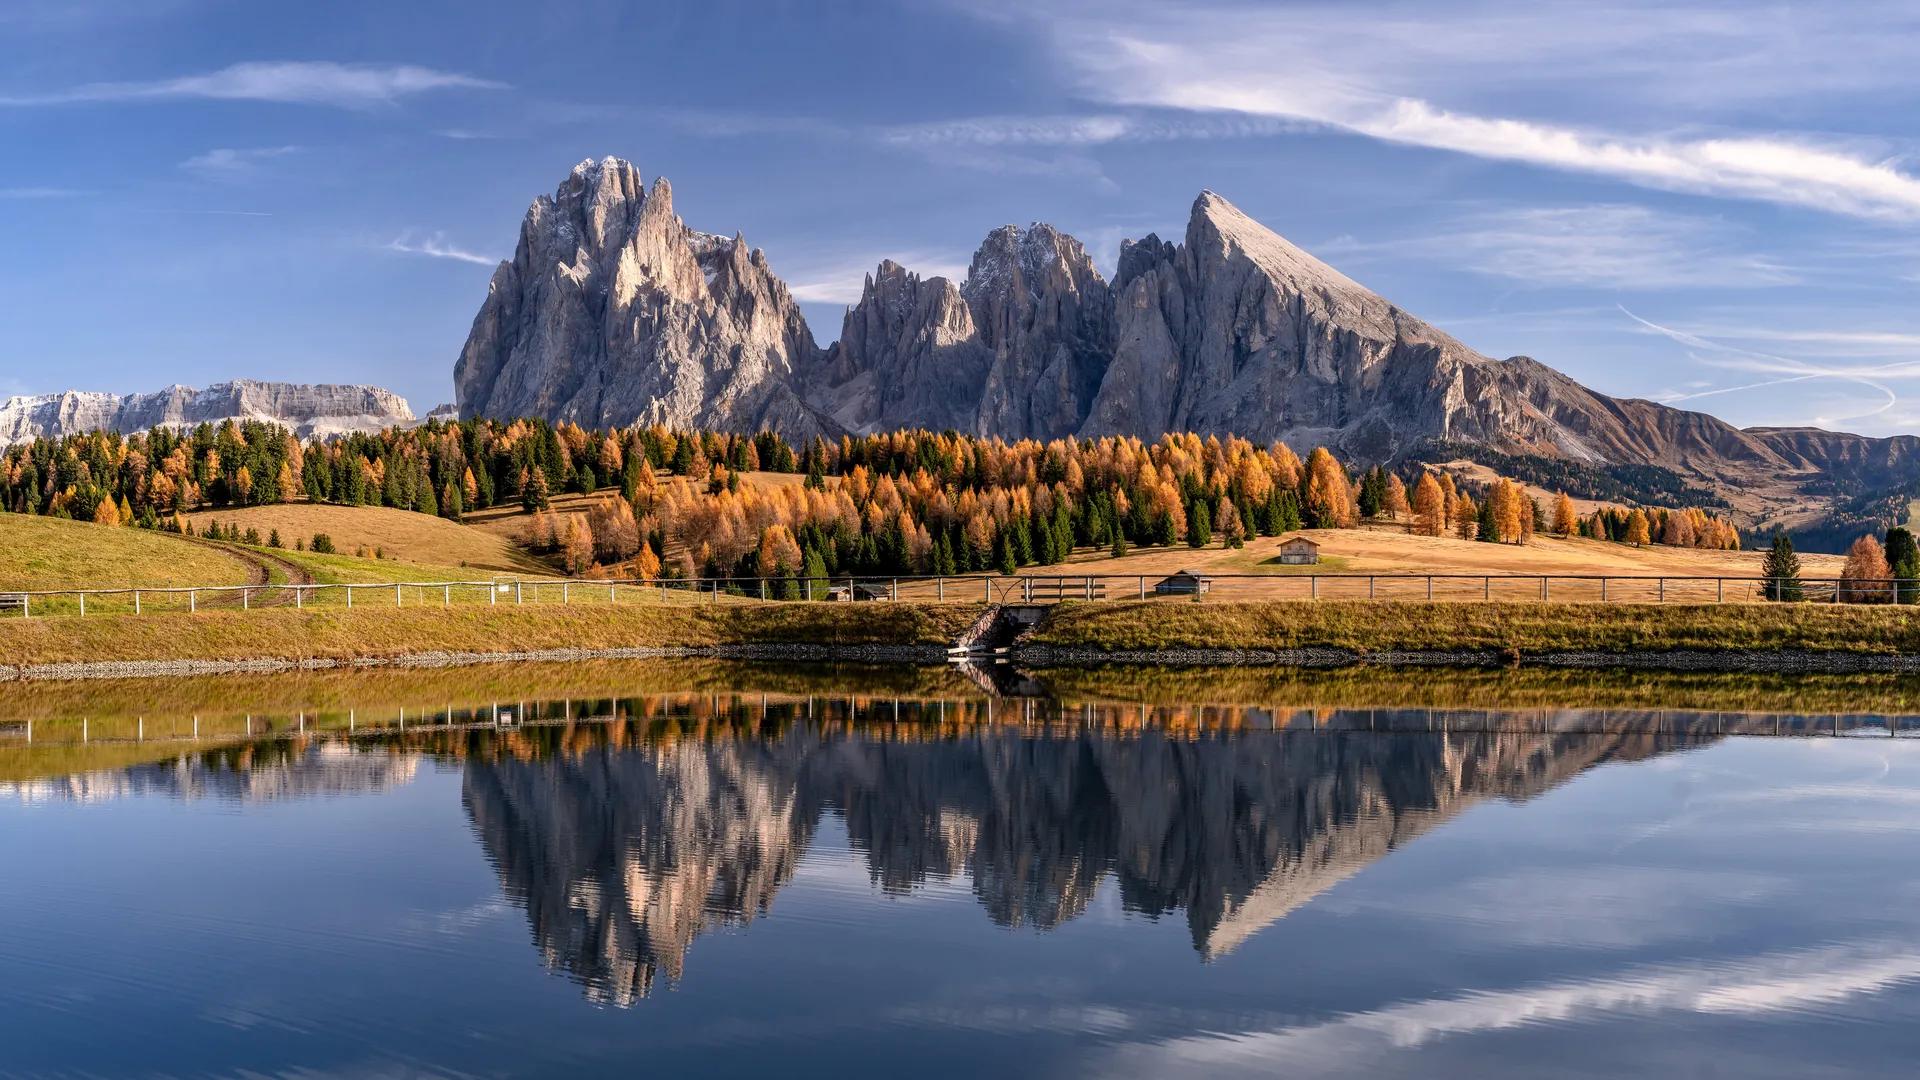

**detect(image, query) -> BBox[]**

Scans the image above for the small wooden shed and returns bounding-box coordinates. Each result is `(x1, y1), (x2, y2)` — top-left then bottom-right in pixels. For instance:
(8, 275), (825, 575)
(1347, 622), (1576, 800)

(1154, 569), (1212, 596)
(1276, 535), (1321, 565)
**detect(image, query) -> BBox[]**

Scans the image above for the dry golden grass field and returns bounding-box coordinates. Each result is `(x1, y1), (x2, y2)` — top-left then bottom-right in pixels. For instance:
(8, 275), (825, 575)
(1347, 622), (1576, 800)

(185, 502), (544, 573)
(1062, 525), (1845, 580)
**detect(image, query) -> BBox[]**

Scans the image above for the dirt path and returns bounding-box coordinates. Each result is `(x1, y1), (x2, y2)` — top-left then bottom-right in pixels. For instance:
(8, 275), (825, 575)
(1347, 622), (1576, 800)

(176, 538), (314, 607)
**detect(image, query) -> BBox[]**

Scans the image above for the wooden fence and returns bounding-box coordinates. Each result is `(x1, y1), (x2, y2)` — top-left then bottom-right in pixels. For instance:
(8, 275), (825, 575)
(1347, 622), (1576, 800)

(0, 572), (1911, 618)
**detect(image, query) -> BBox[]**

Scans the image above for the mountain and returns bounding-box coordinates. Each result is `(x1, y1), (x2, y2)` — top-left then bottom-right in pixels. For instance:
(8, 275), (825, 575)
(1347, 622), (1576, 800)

(0, 379), (414, 446)
(453, 157), (831, 437)
(453, 158), (1913, 531)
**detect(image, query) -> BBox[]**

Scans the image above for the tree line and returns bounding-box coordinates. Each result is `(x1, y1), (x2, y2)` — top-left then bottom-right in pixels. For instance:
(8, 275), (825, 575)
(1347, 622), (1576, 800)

(1, 419), (1741, 583)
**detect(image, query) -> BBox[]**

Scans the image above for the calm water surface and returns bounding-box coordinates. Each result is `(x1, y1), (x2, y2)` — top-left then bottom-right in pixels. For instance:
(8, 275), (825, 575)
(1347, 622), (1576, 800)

(4, 666), (1920, 1077)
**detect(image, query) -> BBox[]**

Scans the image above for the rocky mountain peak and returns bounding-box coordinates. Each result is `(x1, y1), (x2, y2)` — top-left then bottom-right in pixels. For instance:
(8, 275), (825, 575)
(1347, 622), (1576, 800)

(455, 157), (828, 436)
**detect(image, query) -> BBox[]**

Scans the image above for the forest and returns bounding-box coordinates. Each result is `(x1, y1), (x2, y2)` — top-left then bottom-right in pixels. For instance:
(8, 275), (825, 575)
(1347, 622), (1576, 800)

(0, 418), (1742, 583)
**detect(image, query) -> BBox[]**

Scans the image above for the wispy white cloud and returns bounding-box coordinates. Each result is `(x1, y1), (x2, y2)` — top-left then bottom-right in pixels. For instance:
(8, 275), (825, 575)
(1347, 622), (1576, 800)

(384, 231), (497, 267)
(1326, 204), (1795, 289)
(1622, 307), (1917, 426)
(1097, 942), (1920, 1078)
(786, 251), (971, 305)
(875, 112), (1312, 149)
(975, 1), (1920, 221)
(180, 145), (302, 179)
(0, 61), (505, 109)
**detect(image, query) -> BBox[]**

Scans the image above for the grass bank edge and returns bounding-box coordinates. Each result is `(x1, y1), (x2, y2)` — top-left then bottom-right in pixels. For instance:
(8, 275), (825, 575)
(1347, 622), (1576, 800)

(1027, 600), (1920, 654)
(0, 603), (987, 667)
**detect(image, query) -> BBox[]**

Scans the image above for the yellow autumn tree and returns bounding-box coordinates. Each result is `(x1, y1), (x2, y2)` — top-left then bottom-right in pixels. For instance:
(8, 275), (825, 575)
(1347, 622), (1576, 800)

(1412, 473), (1444, 536)
(1625, 509), (1651, 546)
(562, 515), (594, 575)
(1551, 492), (1576, 537)
(1842, 534), (1893, 603)
(632, 543), (662, 582)
(1303, 447), (1354, 528)
(1383, 473), (1409, 521)
(1454, 494), (1478, 540)
(1491, 479), (1525, 544)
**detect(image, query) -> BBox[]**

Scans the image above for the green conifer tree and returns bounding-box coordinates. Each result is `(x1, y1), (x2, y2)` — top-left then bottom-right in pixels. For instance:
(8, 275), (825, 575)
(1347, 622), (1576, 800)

(1762, 533), (1803, 601)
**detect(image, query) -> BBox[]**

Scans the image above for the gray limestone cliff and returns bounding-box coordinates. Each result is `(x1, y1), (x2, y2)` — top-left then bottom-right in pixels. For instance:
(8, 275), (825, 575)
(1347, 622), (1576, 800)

(0, 379), (414, 445)
(453, 157), (832, 437)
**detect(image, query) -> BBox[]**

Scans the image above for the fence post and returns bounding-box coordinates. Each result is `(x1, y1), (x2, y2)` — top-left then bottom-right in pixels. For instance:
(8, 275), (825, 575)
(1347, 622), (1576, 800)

(134, 590), (140, 614)
(1024, 578), (1032, 603)
(1369, 576), (1376, 600)
(445, 585), (451, 607)
(1601, 578), (1607, 602)
(984, 577), (992, 603)
(190, 589), (196, 613)
(241, 589), (248, 611)
(563, 582), (570, 605)
(1658, 578), (1665, 603)
(937, 577), (945, 602)
(891, 578), (898, 601)
(295, 587), (302, 610)
(1311, 576), (1318, 600)
(516, 581), (522, 605)
(78, 592), (84, 617)
(1426, 576), (1433, 600)
(1139, 575), (1147, 600)
(610, 584), (616, 604)
(346, 586), (352, 610)
(1483, 577), (1490, 601)
(1717, 578), (1724, 603)
(489, 583), (496, 605)
(1541, 577), (1548, 602)
(396, 583), (403, 607)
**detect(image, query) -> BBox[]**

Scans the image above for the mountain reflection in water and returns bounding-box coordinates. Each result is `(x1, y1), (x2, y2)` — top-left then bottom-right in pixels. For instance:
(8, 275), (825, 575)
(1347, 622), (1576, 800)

(456, 720), (1700, 1006)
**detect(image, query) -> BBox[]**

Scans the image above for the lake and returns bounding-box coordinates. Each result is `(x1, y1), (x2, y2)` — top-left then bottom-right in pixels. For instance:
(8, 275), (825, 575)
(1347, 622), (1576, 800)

(4, 662), (1919, 1077)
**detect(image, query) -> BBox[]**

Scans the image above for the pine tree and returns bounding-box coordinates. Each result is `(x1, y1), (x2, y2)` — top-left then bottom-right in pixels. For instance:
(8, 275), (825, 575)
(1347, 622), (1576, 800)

(1762, 533), (1802, 602)
(522, 466), (551, 512)
(1886, 527), (1919, 603)
(1187, 500), (1212, 547)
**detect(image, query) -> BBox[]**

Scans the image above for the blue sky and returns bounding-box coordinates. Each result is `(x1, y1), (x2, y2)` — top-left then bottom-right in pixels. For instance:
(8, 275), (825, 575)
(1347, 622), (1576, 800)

(4, 0), (1920, 436)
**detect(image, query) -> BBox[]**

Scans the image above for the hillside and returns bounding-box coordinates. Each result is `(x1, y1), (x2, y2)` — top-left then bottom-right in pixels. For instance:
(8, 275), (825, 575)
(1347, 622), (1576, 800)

(183, 503), (544, 574)
(0, 516), (258, 591)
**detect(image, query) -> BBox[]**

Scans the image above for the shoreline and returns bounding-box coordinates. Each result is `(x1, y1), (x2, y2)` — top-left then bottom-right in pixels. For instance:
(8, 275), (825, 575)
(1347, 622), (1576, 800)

(1011, 644), (1920, 674)
(1, 643), (950, 682)
(4, 599), (1920, 681)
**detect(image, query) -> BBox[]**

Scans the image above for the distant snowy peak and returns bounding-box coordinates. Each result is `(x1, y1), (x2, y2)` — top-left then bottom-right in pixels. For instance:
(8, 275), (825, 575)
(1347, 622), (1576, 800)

(0, 380), (415, 445)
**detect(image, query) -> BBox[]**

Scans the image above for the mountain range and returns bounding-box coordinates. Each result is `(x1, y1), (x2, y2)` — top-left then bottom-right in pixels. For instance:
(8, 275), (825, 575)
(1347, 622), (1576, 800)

(455, 157), (1919, 540)
(0, 380), (419, 446)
